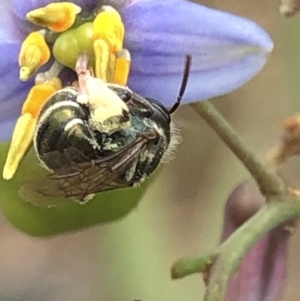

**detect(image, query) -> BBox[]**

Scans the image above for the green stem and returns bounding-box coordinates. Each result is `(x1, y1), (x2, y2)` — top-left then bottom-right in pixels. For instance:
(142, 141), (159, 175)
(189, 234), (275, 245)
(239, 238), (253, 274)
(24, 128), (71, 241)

(171, 194), (298, 281)
(191, 102), (286, 196)
(170, 101), (299, 300)
(203, 194), (299, 301)
(171, 253), (217, 279)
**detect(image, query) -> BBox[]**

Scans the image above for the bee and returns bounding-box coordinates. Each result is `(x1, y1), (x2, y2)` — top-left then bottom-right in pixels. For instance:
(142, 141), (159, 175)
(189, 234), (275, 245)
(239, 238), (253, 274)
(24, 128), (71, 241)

(19, 55), (192, 206)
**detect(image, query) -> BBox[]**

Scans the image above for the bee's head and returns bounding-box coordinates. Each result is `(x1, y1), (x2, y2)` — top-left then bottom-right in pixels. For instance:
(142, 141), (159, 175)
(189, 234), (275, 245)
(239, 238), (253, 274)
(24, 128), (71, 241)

(145, 97), (171, 125)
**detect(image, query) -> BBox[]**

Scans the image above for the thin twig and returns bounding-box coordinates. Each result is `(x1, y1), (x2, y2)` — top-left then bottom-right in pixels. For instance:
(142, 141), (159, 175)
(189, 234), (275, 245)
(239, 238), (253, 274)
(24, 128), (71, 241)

(191, 102), (286, 196)
(171, 194), (299, 281)
(171, 253), (217, 279)
(169, 102), (298, 300)
(203, 194), (299, 301)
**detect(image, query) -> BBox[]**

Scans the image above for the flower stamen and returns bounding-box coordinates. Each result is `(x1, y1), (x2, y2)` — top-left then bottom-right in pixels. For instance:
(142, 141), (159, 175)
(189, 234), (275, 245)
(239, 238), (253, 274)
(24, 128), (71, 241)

(93, 39), (110, 82)
(26, 2), (82, 32)
(114, 49), (131, 86)
(93, 6), (131, 85)
(3, 80), (61, 180)
(19, 31), (51, 81)
(93, 6), (125, 53)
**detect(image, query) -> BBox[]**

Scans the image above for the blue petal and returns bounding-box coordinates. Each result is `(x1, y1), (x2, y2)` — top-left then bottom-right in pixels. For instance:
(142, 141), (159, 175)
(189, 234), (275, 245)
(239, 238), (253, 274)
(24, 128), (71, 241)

(0, 2), (34, 136)
(9, 0), (98, 19)
(9, 0), (133, 19)
(0, 0), (273, 142)
(0, 119), (18, 141)
(127, 51), (268, 106)
(122, 0), (273, 106)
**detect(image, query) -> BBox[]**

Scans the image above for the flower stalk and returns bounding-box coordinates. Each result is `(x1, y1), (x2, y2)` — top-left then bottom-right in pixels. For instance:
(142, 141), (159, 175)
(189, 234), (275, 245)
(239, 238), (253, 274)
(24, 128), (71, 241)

(190, 102), (286, 196)
(170, 101), (300, 301)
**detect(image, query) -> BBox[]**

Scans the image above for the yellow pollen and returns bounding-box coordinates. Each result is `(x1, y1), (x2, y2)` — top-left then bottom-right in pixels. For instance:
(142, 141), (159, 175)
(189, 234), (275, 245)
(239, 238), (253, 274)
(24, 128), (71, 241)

(26, 2), (82, 32)
(21, 82), (60, 117)
(3, 82), (60, 180)
(19, 31), (50, 81)
(93, 6), (125, 54)
(93, 39), (110, 81)
(92, 6), (130, 85)
(113, 49), (131, 86)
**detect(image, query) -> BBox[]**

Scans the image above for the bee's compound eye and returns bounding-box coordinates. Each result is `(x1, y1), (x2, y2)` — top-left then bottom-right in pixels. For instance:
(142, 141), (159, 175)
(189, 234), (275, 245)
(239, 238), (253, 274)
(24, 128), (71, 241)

(118, 90), (132, 102)
(108, 85), (132, 102)
(146, 98), (171, 124)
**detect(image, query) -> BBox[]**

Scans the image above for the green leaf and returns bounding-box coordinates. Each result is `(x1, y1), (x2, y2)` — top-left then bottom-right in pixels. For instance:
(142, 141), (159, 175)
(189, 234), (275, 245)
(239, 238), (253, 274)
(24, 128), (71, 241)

(0, 143), (149, 237)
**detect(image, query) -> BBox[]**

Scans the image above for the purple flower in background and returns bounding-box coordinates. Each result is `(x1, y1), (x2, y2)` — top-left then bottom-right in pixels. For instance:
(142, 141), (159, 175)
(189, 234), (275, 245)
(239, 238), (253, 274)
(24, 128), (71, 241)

(223, 181), (291, 301)
(1, 0), (273, 141)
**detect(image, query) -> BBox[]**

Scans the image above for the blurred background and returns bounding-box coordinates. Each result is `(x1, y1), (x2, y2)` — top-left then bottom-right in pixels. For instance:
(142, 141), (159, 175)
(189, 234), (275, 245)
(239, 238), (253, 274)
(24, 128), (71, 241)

(1, 0), (300, 300)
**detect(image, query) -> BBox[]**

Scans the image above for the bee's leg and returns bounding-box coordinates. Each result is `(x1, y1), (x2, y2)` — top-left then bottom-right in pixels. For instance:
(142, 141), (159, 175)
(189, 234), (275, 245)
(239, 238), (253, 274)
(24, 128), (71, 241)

(75, 52), (93, 105)
(92, 6), (131, 85)
(3, 78), (62, 180)
(79, 193), (96, 204)
(19, 30), (51, 81)
(26, 2), (81, 32)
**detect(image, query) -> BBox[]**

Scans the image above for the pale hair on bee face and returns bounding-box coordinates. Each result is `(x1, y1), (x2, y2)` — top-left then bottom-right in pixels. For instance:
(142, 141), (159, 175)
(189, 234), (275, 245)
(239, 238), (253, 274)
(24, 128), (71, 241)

(161, 122), (182, 164)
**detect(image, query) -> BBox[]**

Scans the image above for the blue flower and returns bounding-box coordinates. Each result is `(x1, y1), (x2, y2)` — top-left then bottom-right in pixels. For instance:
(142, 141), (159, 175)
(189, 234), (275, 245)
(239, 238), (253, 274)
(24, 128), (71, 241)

(1, 0), (273, 142)
(0, 0), (274, 236)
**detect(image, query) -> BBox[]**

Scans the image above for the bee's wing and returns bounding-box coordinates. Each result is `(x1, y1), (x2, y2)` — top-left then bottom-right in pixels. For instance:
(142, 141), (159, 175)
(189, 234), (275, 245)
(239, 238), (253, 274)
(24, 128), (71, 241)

(19, 136), (151, 207)
(41, 146), (92, 171)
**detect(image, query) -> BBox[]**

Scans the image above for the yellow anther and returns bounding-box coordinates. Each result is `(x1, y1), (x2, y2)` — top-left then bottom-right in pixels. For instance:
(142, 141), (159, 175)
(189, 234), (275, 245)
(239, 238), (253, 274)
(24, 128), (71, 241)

(21, 83), (59, 117)
(93, 39), (110, 81)
(3, 83), (59, 180)
(3, 113), (36, 180)
(113, 49), (131, 86)
(19, 31), (50, 81)
(93, 6), (125, 53)
(92, 6), (131, 85)
(26, 2), (82, 32)
(108, 53), (116, 82)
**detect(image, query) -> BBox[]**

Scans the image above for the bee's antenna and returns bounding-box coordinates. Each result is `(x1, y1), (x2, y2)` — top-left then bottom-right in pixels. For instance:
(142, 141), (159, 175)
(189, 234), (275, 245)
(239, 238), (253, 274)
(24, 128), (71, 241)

(168, 55), (192, 114)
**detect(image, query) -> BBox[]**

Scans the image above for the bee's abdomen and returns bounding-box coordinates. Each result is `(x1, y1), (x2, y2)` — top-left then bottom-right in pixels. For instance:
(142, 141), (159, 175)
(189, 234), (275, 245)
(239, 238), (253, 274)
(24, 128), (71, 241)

(34, 88), (100, 170)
